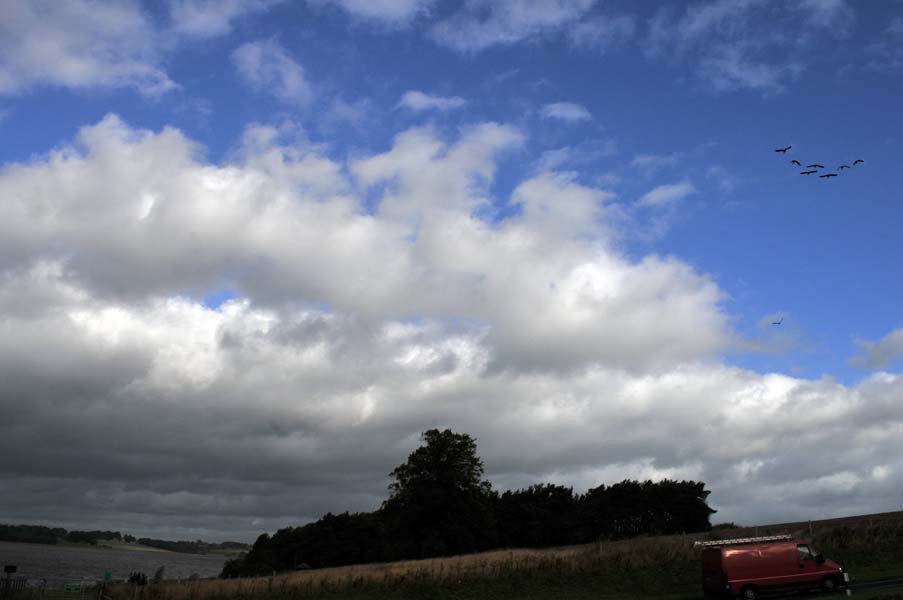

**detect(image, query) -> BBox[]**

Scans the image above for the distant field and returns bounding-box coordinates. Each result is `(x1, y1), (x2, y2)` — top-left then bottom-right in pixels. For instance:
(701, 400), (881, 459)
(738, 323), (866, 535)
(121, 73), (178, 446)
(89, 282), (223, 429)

(94, 510), (903, 600)
(89, 540), (173, 553)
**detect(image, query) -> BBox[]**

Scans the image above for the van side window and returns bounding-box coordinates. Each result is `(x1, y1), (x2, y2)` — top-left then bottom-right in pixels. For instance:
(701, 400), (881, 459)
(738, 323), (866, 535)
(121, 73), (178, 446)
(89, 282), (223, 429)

(797, 544), (813, 560)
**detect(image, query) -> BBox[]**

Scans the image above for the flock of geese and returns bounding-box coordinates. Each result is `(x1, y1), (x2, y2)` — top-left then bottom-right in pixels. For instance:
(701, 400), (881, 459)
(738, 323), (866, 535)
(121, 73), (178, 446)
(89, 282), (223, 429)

(769, 145), (865, 327)
(775, 145), (864, 179)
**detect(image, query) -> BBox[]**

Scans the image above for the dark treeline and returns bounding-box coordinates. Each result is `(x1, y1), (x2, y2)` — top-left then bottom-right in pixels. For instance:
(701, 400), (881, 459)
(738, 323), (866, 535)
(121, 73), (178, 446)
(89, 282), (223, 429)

(0, 524), (68, 545)
(0, 525), (121, 546)
(0, 524), (247, 553)
(138, 538), (250, 554)
(223, 429), (715, 577)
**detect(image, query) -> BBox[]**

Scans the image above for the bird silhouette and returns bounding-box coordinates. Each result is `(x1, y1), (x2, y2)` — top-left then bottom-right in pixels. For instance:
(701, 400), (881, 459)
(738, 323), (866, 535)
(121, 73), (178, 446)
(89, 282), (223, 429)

(807, 164), (825, 169)
(853, 159), (865, 165)
(838, 165), (851, 170)
(791, 159), (801, 166)
(800, 170), (817, 175)
(772, 317), (784, 325)
(819, 173), (838, 179)
(775, 145), (792, 153)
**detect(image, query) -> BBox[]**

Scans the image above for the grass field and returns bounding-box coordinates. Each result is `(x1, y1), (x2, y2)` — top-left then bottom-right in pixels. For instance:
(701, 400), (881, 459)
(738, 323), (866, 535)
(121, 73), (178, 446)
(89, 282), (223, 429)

(98, 510), (903, 600)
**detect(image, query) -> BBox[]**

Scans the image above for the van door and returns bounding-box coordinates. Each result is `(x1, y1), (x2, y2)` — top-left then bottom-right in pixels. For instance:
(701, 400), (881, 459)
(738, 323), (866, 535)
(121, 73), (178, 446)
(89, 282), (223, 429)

(796, 544), (822, 586)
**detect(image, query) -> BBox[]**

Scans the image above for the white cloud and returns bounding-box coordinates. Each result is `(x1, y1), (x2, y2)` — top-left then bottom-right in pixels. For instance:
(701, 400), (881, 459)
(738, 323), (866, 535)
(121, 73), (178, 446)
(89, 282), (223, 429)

(397, 90), (467, 112)
(637, 180), (696, 208)
(569, 14), (636, 50)
(535, 139), (618, 172)
(891, 17), (903, 37)
(4, 116), (903, 538)
(794, 0), (854, 36)
(540, 102), (592, 122)
(699, 45), (803, 94)
(852, 328), (903, 369)
(168, 0), (280, 38)
(430, 0), (596, 53)
(675, 0), (766, 43)
(645, 1), (843, 94)
(0, 0), (175, 96)
(630, 152), (682, 175)
(706, 165), (737, 193)
(232, 39), (312, 105)
(310, 0), (436, 26)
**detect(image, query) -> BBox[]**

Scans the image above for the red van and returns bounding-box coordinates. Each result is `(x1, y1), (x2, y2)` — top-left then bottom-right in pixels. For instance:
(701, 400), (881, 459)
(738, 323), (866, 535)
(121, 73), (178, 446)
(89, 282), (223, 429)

(696, 535), (849, 599)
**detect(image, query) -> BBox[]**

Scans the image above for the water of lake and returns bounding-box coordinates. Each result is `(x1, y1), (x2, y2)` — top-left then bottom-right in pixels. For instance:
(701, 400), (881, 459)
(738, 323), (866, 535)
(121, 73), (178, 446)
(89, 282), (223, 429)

(0, 541), (228, 588)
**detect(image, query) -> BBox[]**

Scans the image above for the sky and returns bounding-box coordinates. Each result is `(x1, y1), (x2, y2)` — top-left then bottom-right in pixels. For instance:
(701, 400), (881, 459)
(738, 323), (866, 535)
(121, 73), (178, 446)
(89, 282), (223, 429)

(1, 0), (902, 543)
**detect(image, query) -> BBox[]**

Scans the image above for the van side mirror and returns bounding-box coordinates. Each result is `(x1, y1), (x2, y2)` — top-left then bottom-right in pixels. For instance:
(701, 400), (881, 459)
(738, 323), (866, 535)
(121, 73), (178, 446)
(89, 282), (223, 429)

(815, 554), (825, 564)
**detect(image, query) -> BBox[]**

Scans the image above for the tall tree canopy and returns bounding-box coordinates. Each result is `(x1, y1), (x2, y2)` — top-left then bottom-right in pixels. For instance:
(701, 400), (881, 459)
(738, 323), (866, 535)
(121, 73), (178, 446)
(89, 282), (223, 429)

(381, 429), (497, 559)
(220, 429), (717, 576)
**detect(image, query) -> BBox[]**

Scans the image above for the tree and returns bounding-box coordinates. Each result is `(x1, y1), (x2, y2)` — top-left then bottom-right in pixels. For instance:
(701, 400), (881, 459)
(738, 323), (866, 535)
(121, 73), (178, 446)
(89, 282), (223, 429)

(496, 484), (578, 548)
(579, 479), (716, 540)
(380, 429), (497, 559)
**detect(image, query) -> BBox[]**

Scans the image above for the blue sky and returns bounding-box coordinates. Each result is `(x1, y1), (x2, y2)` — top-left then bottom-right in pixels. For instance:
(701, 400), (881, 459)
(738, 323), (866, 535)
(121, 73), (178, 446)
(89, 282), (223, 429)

(2, 0), (903, 539)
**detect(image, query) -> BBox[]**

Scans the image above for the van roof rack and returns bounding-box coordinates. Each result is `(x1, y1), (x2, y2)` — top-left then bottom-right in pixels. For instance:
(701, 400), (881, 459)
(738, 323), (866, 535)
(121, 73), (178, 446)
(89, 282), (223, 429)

(693, 534), (793, 548)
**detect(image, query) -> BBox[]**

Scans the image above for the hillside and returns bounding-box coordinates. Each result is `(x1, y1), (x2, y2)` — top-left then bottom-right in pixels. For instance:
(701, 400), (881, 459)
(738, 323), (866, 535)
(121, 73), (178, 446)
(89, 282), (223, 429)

(104, 509), (903, 600)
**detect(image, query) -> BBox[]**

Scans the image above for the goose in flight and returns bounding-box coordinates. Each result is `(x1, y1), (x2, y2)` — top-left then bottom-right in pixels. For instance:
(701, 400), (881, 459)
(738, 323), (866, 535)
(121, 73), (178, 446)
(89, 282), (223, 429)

(791, 159), (801, 166)
(800, 170), (817, 175)
(838, 165), (851, 170)
(772, 317), (784, 325)
(775, 145), (792, 153)
(807, 163), (825, 169)
(853, 159), (865, 165)
(819, 173), (838, 179)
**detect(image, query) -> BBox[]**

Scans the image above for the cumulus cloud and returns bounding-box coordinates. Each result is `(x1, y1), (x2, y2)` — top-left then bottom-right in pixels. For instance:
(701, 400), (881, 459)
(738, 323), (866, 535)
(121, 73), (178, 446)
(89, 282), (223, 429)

(637, 180), (696, 207)
(168, 0), (280, 38)
(430, 0), (596, 53)
(540, 101), (593, 122)
(851, 328), (903, 369)
(232, 39), (312, 105)
(0, 0), (175, 96)
(3, 115), (903, 540)
(397, 90), (467, 112)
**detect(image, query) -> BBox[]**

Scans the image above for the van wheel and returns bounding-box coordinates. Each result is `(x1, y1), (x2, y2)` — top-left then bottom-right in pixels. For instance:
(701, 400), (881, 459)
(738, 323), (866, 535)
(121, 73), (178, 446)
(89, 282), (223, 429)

(740, 586), (759, 600)
(821, 576), (837, 593)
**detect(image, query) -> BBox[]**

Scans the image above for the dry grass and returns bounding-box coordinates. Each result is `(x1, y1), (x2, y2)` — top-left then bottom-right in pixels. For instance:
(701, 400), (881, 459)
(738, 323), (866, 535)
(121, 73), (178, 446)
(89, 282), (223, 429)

(101, 510), (903, 600)
(104, 534), (704, 600)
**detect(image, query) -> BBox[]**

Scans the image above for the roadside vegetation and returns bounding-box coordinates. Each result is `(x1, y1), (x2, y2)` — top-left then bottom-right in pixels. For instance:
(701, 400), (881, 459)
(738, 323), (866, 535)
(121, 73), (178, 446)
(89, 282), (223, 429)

(98, 513), (903, 600)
